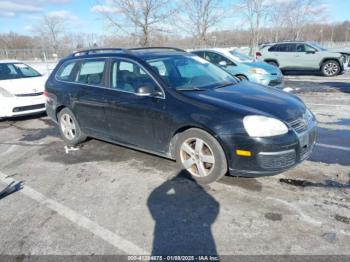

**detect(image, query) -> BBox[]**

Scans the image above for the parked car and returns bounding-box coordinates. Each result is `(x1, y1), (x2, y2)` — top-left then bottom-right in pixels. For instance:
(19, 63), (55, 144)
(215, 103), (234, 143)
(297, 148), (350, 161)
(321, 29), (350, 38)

(45, 47), (317, 184)
(192, 48), (284, 88)
(257, 41), (346, 76)
(0, 60), (47, 119)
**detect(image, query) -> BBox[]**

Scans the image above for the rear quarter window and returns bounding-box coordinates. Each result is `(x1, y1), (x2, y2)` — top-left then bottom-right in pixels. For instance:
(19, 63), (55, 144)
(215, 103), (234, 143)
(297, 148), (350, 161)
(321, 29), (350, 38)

(56, 61), (77, 82)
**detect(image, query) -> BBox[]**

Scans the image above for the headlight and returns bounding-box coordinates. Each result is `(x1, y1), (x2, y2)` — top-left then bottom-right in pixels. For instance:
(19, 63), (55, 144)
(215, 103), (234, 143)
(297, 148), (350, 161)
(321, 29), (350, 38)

(250, 68), (268, 75)
(0, 87), (14, 98)
(243, 115), (288, 137)
(305, 108), (314, 122)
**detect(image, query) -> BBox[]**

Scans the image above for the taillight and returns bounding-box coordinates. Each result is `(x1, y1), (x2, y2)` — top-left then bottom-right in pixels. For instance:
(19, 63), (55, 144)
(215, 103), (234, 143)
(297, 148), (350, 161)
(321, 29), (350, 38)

(256, 52), (262, 59)
(44, 91), (49, 102)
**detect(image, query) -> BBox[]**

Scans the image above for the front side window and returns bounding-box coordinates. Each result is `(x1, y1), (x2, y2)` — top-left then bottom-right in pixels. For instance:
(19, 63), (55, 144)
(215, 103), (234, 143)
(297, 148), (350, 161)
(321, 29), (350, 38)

(205, 52), (233, 66)
(0, 63), (41, 80)
(146, 55), (237, 91)
(111, 60), (158, 93)
(14, 63), (41, 77)
(296, 44), (306, 52)
(305, 44), (317, 52)
(229, 50), (253, 62)
(76, 60), (106, 86)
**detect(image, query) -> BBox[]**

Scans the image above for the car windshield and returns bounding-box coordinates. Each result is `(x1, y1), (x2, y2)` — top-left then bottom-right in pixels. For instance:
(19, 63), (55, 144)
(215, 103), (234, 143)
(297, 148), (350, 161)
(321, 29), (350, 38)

(310, 42), (328, 51)
(229, 50), (253, 62)
(146, 55), (237, 91)
(0, 63), (41, 80)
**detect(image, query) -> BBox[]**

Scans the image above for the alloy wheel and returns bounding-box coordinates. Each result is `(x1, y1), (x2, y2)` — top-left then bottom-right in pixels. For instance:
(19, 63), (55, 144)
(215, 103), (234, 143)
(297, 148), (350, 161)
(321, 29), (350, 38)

(60, 113), (76, 140)
(180, 138), (215, 177)
(323, 62), (339, 76)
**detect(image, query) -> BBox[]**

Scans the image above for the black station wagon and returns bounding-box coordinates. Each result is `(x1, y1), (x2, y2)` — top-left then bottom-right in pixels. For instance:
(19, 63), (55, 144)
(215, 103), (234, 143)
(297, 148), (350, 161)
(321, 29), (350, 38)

(45, 47), (317, 184)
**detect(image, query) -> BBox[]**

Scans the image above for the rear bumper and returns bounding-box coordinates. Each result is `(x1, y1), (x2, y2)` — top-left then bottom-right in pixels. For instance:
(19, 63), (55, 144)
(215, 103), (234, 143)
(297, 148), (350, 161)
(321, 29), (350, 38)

(220, 121), (317, 177)
(0, 96), (46, 118)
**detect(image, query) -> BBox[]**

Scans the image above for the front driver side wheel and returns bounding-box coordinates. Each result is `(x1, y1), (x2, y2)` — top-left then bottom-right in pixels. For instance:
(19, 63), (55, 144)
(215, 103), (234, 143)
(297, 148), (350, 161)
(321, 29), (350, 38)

(176, 128), (228, 184)
(321, 60), (340, 77)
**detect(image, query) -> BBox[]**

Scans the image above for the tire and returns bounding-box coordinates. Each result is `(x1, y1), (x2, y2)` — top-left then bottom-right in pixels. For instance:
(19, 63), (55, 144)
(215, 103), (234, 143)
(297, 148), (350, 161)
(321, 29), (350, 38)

(321, 60), (341, 77)
(57, 108), (86, 146)
(175, 128), (228, 184)
(266, 61), (279, 67)
(236, 75), (248, 81)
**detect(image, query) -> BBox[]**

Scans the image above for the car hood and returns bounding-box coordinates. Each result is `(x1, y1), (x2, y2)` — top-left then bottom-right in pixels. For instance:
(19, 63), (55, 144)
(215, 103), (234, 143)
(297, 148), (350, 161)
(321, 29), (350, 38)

(0, 75), (47, 95)
(183, 81), (306, 122)
(321, 50), (343, 57)
(242, 60), (281, 74)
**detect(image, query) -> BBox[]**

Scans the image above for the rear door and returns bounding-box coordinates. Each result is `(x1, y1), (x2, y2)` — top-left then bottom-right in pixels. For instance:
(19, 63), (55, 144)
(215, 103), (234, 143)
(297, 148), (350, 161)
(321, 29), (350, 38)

(71, 59), (110, 136)
(266, 43), (296, 68)
(273, 43), (297, 68)
(103, 58), (166, 152)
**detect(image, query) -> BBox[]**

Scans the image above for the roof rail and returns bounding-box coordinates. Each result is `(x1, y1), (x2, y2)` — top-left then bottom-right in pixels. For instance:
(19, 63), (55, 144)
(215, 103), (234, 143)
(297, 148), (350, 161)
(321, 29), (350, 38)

(70, 48), (129, 57)
(129, 47), (186, 52)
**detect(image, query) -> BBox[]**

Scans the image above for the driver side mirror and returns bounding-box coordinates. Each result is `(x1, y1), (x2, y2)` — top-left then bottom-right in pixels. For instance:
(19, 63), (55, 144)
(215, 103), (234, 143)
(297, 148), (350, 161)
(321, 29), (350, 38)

(136, 86), (163, 98)
(218, 61), (227, 67)
(306, 50), (316, 54)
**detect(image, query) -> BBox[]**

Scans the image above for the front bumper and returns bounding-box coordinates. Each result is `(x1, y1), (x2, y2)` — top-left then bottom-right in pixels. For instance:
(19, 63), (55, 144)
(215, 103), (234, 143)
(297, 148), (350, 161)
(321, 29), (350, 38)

(220, 120), (317, 177)
(0, 95), (46, 118)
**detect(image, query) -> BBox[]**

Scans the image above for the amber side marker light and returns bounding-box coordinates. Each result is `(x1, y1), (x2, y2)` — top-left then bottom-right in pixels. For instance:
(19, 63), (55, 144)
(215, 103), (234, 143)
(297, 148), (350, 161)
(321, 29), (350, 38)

(236, 149), (252, 157)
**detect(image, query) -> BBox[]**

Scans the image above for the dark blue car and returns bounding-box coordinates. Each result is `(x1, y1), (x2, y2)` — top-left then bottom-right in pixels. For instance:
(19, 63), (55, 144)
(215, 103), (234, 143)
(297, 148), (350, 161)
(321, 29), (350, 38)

(45, 47), (317, 184)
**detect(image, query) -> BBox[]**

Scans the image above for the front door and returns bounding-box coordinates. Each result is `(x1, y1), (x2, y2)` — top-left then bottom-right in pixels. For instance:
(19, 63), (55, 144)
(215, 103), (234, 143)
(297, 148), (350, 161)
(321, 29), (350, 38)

(104, 59), (166, 152)
(295, 44), (319, 69)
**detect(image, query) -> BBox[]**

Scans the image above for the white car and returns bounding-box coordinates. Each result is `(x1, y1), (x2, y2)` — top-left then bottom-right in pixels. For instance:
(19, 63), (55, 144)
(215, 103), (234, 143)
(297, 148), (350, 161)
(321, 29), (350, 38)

(0, 60), (47, 119)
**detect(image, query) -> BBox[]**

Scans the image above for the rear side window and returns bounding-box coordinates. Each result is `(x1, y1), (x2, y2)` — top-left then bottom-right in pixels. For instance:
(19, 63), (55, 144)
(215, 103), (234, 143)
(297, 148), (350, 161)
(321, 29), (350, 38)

(269, 44), (296, 52)
(76, 60), (106, 86)
(268, 45), (278, 52)
(56, 61), (77, 81)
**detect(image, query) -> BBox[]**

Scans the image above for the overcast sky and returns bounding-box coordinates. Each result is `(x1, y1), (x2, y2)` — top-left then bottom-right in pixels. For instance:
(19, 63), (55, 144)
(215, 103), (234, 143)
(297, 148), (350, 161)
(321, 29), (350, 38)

(0, 0), (349, 35)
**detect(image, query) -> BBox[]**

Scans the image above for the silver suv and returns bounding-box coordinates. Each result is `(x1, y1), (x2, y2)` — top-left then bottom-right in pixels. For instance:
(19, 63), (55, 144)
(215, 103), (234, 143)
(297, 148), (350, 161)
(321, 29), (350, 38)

(258, 41), (346, 77)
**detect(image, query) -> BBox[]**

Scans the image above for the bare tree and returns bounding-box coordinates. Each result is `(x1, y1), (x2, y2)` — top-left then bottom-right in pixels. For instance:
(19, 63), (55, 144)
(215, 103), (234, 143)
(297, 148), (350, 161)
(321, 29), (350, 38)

(177, 0), (224, 47)
(37, 15), (67, 54)
(95, 0), (174, 47)
(239, 0), (269, 55)
(276, 0), (323, 40)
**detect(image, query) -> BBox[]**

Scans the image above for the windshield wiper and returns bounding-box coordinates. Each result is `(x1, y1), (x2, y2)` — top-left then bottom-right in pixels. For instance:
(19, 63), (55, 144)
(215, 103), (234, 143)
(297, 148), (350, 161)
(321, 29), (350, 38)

(214, 82), (236, 89)
(176, 87), (206, 91)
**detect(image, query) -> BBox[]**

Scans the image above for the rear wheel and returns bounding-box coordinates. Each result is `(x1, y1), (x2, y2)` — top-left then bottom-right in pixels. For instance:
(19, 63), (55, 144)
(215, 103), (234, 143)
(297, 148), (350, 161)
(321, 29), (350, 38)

(58, 108), (86, 146)
(176, 128), (228, 184)
(321, 60), (340, 77)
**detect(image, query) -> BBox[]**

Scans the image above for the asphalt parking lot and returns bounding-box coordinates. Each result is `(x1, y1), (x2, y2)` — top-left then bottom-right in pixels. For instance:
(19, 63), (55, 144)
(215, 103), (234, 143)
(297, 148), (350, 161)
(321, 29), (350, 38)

(0, 72), (349, 257)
